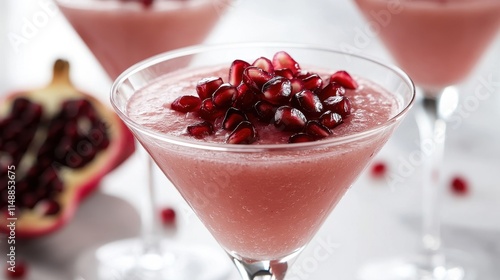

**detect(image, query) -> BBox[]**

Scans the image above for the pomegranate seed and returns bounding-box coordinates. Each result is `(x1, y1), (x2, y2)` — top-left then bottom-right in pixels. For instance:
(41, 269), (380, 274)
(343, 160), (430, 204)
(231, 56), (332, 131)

(0, 117), (12, 131)
(11, 98), (31, 117)
(160, 207), (176, 225)
(96, 136), (110, 150)
(229, 60), (251, 86)
(222, 108), (248, 131)
(22, 194), (38, 209)
(41, 168), (58, 185)
(47, 119), (65, 139)
(318, 82), (345, 101)
(21, 103), (43, 124)
(305, 120), (332, 138)
(196, 77), (224, 100)
(64, 123), (79, 140)
(274, 106), (307, 132)
(16, 180), (29, 194)
(272, 51), (301, 75)
(212, 83), (237, 108)
(301, 74), (323, 91)
(242, 66), (273, 92)
(290, 78), (305, 95)
(25, 166), (41, 180)
(254, 101), (276, 123)
(370, 161), (387, 178)
(323, 96), (351, 117)
(3, 121), (23, 141)
(252, 57), (274, 74)
(141, 0), (154, 7)
(62, 100), (91, 119)
(198, 98), (224, 121)
(187, 121), (213, 139)
(5, 260), (27, 279)
(226, 121), (257, 144)
(3, 141), (20, 157)
(121, 0), (155, 8)
(289, 133), (315, 143)
(319, 111), (343, 129)
(293, 90), (323, 114)
(261, 76), (292, 105)
(76, 99), (92, 117)
(170, 95), (201, 113)
(450, 176), (469, 195)
(329, 71), (358, 89)
(295, 71), (311, 79)
(38, 200), (61, 215)
(274, 68), (294, 80)
(233, 83), (256, 109)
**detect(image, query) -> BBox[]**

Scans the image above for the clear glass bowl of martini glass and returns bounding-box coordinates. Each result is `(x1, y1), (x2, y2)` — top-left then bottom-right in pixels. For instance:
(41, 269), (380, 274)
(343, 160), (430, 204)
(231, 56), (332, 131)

(110, 42), (415, 279)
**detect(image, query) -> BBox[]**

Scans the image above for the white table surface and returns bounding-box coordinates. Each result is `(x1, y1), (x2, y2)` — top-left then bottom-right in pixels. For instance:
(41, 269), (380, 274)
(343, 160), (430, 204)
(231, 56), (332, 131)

(1, 0), (500, 279)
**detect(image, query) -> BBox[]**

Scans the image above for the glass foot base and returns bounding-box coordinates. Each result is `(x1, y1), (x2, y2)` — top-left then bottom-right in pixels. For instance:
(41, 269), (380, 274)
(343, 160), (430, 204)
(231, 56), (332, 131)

(357, 249), (486, 280)
(74, 238), (233, 280)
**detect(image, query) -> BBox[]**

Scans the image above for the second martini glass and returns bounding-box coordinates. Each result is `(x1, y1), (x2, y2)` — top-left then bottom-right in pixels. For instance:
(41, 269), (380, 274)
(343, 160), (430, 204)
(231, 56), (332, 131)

(55, 0), (231, 279)
(110, 43), (415, 279)
(353, 0), (500, 279)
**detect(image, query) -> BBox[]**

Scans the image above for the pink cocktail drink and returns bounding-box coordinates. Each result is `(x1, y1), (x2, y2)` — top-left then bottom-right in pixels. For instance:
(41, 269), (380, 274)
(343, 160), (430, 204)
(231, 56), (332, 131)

(125, 55), (408, 261)
(354, 0), (500, 91)
(57, 0), (227, 79)
(111, 44), (415, 278)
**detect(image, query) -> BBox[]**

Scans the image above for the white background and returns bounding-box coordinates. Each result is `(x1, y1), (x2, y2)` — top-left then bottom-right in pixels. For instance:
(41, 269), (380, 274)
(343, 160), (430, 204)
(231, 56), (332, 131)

(1, 0), (500, 279)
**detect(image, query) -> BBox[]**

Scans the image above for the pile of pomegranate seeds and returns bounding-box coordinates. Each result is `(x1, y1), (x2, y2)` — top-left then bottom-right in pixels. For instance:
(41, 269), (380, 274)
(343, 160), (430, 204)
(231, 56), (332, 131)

(170, 51), (358, 144)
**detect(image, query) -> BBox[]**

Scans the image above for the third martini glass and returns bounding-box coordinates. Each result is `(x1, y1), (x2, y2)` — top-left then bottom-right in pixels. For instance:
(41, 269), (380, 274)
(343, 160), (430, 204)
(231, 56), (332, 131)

(353, 0), (500, 279)
(55, 0), (231, 279)
(110, 43), (415, 279)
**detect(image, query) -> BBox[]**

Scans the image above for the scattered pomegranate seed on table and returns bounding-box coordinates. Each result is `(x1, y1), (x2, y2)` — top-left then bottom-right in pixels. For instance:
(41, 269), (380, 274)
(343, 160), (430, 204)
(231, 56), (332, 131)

(160, 207), (176, 225)
(450, 176), (469, 195)
(5, 260), (27, 279)
(370, 161), (388, 178)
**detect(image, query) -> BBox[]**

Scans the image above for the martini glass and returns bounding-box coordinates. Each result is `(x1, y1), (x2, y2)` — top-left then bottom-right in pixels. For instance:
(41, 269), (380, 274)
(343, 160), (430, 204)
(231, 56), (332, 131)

(353, 0), (500, 279)
(55, 0), (231, 279)
(110, 43), (415, 279)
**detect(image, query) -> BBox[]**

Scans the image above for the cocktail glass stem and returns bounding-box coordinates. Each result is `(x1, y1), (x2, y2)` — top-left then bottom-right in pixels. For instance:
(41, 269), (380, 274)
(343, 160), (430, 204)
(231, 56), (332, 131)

(139, 145), (162, 255)
(415, 87), (457, 272)
(232, 257), (289, 280)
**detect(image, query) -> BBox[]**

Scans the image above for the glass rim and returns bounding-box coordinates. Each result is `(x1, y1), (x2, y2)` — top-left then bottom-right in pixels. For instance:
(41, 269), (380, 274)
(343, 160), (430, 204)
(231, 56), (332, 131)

(110, 42), (416, 152)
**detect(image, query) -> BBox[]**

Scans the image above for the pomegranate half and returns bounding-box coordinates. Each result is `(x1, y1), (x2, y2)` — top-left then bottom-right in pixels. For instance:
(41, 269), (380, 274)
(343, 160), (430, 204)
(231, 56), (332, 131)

(0, 59), (135, 238)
